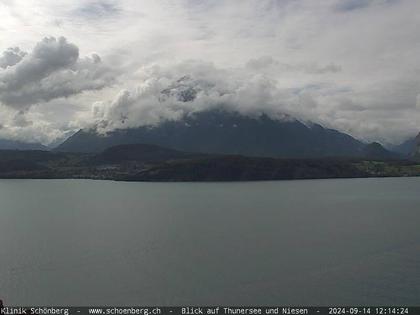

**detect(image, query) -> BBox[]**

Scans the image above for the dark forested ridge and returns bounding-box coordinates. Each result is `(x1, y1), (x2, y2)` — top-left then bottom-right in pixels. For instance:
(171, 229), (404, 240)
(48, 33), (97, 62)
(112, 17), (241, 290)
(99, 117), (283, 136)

(0, 143), (419, 181)
(126, 156), (368, 181)
(93, 143), (205, 164)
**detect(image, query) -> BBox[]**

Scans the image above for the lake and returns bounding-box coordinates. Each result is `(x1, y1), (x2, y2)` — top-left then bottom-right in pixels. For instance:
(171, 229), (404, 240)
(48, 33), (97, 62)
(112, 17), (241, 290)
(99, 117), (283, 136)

(0, 177), (419, 306)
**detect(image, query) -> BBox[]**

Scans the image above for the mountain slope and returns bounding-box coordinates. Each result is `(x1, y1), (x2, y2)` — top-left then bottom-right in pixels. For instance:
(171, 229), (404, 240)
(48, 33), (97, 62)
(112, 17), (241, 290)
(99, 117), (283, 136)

(362, 142), (399, 160)
(0, 139), (48, 151)
(126, 156), (370, 182)
(392, 135), (417, 156)
(410, 133), (420, 161)
(56, 109), (372, 158)
(93, 143), (205, 164)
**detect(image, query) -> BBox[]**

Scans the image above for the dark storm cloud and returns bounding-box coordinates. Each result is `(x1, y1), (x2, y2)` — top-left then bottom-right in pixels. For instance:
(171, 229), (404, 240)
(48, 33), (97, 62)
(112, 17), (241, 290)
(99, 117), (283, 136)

(0, 37), (79, 91)
(0, 37), (117, 108)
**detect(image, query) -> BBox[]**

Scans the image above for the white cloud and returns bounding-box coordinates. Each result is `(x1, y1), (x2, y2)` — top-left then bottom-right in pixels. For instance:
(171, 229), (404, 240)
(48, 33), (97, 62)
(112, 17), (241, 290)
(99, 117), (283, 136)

(0, 0), (419, 145)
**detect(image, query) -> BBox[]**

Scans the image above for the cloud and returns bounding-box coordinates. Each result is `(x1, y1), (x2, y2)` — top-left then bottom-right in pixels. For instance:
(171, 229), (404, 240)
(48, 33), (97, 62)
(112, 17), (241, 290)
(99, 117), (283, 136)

(0, 1), (419, 145)
(73, 0), (121, 19)
(0, 47), (26, 69)
(334, 0), (373, 12)
(89, 60), (341, 134)
(0, 104), (55, 144)
(0, 36), (116, 108)
(12, 110), (33, 127)
(334, 0), (397, 12)
(0, 37), (79, 92)
(246, 56), (342, 74)
(89, 59), (420, 144)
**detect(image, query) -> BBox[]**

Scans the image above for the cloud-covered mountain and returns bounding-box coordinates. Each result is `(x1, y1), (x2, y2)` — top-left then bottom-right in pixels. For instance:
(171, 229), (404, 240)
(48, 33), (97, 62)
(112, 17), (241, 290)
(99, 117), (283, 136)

(56, 71), (399, 158)
(56, 71), (398, 159)
(56, 108), (397, 159)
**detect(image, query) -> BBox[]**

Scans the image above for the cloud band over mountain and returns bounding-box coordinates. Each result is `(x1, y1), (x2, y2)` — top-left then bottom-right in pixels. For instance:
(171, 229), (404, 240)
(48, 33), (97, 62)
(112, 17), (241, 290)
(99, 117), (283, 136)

(0, 0), (418, 145)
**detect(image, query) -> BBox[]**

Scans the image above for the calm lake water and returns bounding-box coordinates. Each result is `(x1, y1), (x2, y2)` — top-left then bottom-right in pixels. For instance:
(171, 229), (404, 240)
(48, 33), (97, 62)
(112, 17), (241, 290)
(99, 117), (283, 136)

(0, 178), (419, 306)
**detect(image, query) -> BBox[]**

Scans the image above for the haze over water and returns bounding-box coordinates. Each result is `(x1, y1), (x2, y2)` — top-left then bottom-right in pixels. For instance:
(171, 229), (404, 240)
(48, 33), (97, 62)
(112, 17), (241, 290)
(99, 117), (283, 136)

(0, 178), (419, 305)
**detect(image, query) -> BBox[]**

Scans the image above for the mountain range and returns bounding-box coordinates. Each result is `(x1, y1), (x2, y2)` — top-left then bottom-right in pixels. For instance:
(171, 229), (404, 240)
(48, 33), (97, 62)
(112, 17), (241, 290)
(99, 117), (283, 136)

(55, 109), (397, 160)
(0, 72), (415, 160)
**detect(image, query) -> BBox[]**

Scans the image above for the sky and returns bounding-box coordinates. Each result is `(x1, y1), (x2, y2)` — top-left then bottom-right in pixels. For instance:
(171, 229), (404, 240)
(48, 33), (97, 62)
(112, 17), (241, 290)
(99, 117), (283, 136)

(0, 0), (419, 145)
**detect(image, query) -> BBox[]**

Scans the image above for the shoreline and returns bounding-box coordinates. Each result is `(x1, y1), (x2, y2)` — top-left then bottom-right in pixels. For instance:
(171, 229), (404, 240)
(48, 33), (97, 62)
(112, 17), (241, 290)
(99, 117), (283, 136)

(0, 173), (418, 183)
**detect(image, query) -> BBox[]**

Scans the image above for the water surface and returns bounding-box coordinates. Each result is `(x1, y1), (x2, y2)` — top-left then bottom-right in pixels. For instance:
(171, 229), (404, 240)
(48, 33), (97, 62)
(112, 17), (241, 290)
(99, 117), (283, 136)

(0, 178), (419, 305)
